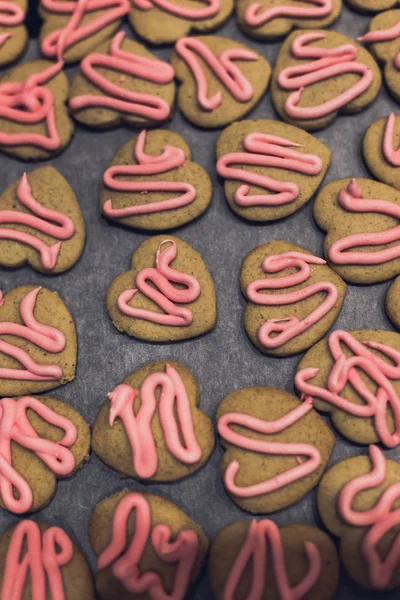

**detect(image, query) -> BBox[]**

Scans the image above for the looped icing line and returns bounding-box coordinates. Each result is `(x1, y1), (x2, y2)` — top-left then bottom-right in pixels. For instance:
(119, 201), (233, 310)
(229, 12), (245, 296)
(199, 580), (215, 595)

(132, 0), (220, 19)
(358, 19), (400, 71)
(244, 0), (333, 28)
(0, 1), (25, 48)
(383, 113), (400, 167)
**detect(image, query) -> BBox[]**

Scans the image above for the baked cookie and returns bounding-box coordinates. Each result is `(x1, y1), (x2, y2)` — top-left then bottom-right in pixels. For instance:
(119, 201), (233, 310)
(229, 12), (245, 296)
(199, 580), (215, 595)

(237, 0), (342, 41)
(295, 328), (400, 446)
(314, 177), (400, 284)
(89, 490), (208, 600)
(100, 129), (212, 230)
(241, 240), (346, 356)
(363, 113), (400, 190)
(0, 0), (28, 67)
(107, 236), (217, 342)
(386, 274), (400, 326)
(69, 32), (175, 129)
(216, 386), (334, 513)
(346, 0), (399, 15)
(0, 395), (89, 514)
(216, 119), (331, 221)
(39, 0), (130, 64)
(128, 0), (234, 45)
(0, 285), (77, 397)
(210, 520), (339, 600)
(92, 361), (215, 481)
(0, 167), (85, 274)
(318, 445), (400, 591)
(271, 29), (381, 131)
(0, 60), (73, 161)
(171, 36), (271, 129)
(0, 520), (94, 598)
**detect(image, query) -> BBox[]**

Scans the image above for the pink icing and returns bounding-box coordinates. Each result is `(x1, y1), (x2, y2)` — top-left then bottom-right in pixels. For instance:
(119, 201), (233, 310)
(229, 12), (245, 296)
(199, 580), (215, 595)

(245, 0), (333, 28)
(133, 0), (220, 19)
(358, 18), (400, 51)
(328, 178), (400, 266)
(0, 61), (64, 151)
(0, 286), (66, 382)
(1, 520), (73, 600)
(295, 329), (400, 447)
(223, 519), (321, 600)
(0, 1), (24, 26)
(0, 396), (76, 513)
(0, 172), (75, 269)
(246, 251), (338, 349)
(175, 37), (258, 111)
(383, 112), (400, 167)
(117, 239), (201, 326)
(339, 445), (400, 590)
(69, 31), (174, 120)
(218, 397), (321, 498)
(40, 0), (130, 61)
(277, 32), (373, 120)
(103, 129), (196, 218)
(107, 364), (201, 478)
(216, 132), (323, 207)
(97, 493), (199, 599)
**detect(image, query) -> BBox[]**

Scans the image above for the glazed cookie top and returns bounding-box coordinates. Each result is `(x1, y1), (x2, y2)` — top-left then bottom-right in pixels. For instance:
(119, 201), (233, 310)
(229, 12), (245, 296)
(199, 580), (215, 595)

(363, 113), (400, 190)
(0, 0), (28, 67)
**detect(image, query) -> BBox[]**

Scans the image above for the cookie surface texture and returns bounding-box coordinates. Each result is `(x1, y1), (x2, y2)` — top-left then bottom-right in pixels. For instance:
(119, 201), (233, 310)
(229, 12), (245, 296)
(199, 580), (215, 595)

(0, 0), (28, 67)
(363, 113), (400, 190)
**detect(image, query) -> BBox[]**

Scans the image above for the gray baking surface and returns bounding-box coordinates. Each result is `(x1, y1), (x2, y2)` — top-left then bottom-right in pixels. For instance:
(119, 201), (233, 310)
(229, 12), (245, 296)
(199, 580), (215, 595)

(0, 4), (398, 598)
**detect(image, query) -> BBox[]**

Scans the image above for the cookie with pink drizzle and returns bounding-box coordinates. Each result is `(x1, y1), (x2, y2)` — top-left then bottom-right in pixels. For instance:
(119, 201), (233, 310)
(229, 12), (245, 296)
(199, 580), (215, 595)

(92, 361), (214, 481)
(0, 520), (95, 599)
(314, 177), (400, 283)
(0, 0), (27, 67)
(236, 0), (342, 41)
(129, 0), (234, 45)
(216, 119), (330, 221)
(216, 386), (334, 513)
(0, 285), (77, 397)
(363, 114), (400, 191)
(69, 33), (176, 129)
(100, 130), (212, 230)
(318, 445), (400, 590)
(106, 235), (217, 342)
(210, 520), (339, 600)
(241, 240), (346, 356)
(170, 35), (271, 128)
(89, 490), (208, 600)
(271, 29), (381, 131)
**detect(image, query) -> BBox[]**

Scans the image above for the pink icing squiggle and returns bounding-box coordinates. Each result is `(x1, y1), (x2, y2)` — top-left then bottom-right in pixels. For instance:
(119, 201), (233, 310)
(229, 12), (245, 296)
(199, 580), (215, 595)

(0, 287), (65, 382)
(218, 397), (321, 498)
(97, 493), (199, 599)
(0, 172), (75, 269)
(328, 178), (400, 266)
(216, 133), (323, 207)
(245, 0), (333, 28)
(0, 396), (76, 514)
(108, 365), (201, 478)
(295, 330), (400, 447)
(277, 32), (373, 120)
(383, 113), (400, 167)
(103, 129), (196, 218)
(133, 0), (220, 19)
(175, 37), (258, 111)
(339, 445), (400, 590)
(0, 1), (24, 25)
(69, 31), (174, 120)
(246, 251), (338, 348)
(1, 520), (73, 600)
(117, 240), (201, 326)
(223, 519), (321, 600)
(358, 18), (400, 71)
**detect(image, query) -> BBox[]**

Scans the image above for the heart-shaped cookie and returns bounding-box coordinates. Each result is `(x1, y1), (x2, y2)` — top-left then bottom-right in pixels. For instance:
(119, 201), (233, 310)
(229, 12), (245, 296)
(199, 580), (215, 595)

(0, 0), (28, 67)
(0, 166), (85, 274)
(0, 285), (77, 397)
(107, 235), (217, 342)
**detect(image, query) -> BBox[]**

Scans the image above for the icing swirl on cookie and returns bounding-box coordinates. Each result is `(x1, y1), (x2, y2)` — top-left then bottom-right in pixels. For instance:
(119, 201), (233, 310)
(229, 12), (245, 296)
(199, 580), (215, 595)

(277, 32), (373, 120)
(218, 397), (321, 497)
(132, 0), (220, 19)
(0, 396), (77, 513)
(224, 519), (321, 600)
(0, 287), (66, 382)
(246, 251), (338, 348)
(383, 113), (400, 167)
(98, 492), (199, 599)
(244, 0), (333, 28)
(359, 19), (400, 70)
(1, 520), (73, 600)
(0, 173), (75, 269)
(295, 330), (400, 447)
(69, 31), (174, 120)
(103, 130), (196, 218)
(117, 240), (201, 326)
(217, 133), (323, 207)
(175, 37), (258, 111)
(108, 365), (201, 478)
(0, 1), (25, 48)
